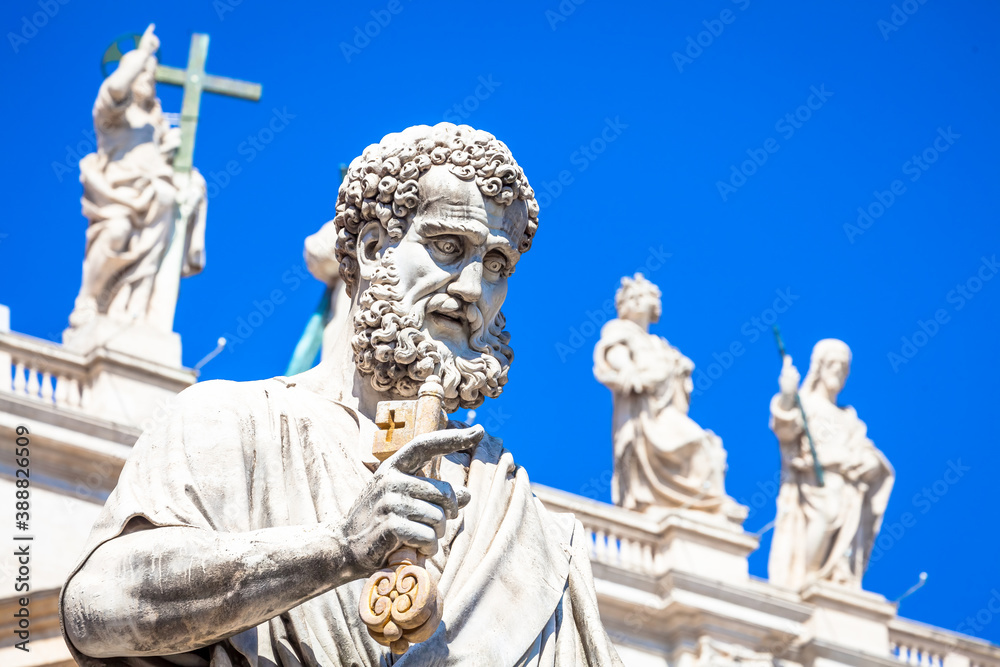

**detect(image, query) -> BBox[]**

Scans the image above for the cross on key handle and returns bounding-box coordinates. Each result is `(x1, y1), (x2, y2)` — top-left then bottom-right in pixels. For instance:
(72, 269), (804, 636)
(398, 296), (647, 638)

(372, 402), (417, 462)
(361, 376), (447, 654)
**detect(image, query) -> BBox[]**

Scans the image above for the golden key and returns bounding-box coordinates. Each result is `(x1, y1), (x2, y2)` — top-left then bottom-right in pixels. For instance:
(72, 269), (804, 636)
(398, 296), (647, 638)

(359, 375), (446, 654)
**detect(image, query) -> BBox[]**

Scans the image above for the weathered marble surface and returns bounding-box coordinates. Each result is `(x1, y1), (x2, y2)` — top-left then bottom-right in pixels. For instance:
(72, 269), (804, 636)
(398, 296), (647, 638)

(66, 24), (206, 339)
(60, 123), (623, 666)
(768, 339), (894, 591)
(594, 274), (731, 514)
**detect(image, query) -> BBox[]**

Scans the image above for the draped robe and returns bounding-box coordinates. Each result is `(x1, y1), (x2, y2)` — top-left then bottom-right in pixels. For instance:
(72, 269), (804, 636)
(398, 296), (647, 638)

(593, 318), (727, 512)
(60, 377), (623, 667)
(768, 392), (894, 590)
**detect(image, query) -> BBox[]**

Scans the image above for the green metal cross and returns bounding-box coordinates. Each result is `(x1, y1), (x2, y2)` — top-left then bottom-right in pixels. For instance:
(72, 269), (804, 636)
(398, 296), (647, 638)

(154, 33), (263, 173)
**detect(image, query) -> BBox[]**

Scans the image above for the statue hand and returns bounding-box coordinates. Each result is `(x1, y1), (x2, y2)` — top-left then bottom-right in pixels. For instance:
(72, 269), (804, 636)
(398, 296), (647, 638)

(139, 23), (160, 55)
(779, 355), (801, 397)
(790, 456), (811, 472)
(335, 426), (480, 578)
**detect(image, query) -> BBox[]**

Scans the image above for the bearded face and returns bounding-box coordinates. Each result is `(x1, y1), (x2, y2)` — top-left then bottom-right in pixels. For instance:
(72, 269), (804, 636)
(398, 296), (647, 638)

(818, 354), (850, 395)
(805, 339), (852, 398)
(350, 166), (525, 412)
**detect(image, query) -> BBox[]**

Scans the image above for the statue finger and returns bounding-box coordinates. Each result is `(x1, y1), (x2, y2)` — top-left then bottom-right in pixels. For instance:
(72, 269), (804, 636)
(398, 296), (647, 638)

(396, 497), (448, 538)
(399, 476), (461, 519)
(388, 425), (483, 474)
(391, 520), (439, 557)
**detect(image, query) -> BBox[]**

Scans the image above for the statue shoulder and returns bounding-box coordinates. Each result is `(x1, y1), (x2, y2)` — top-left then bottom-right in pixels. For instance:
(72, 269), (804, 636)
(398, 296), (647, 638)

(173, 378), (269, 413)
(155, 379), (276, 440)
(597, 318), (644, 346)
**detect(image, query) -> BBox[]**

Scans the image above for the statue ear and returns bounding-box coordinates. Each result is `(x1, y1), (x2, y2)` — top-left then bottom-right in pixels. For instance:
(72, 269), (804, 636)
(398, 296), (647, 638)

(357, 221), (386, 281)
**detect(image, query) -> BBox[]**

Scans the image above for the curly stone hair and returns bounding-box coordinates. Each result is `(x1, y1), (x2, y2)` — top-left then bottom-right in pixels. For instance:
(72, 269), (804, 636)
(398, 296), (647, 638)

(307, 123), (540, 297)
(615, 273), (663, 322)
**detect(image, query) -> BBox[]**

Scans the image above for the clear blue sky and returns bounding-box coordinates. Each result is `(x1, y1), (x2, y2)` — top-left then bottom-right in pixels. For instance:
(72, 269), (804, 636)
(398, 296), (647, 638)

(2, 0), (998, 642)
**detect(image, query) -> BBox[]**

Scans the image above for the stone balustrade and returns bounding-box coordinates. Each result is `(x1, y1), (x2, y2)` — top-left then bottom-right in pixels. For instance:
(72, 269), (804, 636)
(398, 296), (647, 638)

(889, 617), (1000, 667)
(0, 307), (196, 428)
(534, 483), (756, 585)
(534, 483), (1000, 667)
(1, 329), (88, 409)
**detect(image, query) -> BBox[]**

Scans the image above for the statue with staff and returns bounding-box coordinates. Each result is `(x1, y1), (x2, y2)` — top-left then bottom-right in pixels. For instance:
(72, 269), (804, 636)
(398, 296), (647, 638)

(767, 333), (894, 591)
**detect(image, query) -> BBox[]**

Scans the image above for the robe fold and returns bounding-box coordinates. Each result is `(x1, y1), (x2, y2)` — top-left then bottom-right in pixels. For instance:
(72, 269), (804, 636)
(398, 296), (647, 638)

(593, 318), (726, 512)
(71, 76), (206, 330)
(768, 392), (894, 590)
(60, 378), (623, 667)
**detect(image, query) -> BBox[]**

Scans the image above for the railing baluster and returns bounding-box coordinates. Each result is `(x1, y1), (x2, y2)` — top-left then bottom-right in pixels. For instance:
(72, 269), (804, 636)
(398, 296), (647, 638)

(641, 542), (654, 574)
(26, 364), (39, 398)
(54, 373), (67, 405)
(41, 371), (54, 402)
(67, 376), (82, 408)
(13, 361), (26, 394)
(1, 358), (10, 392)
(594, 529), (608, 562)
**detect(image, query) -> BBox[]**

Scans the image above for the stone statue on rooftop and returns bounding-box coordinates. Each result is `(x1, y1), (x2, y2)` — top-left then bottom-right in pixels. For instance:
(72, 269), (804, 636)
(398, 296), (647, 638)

(60, 123), (624, 666)
(67, 24), (207, 337)
(594, 273), (731, 514)
(768, 338), (894, 591)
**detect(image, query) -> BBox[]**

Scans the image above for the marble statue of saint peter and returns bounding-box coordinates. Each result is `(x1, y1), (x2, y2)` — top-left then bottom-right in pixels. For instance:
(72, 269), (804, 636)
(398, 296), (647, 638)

(60, 123), (623, 667)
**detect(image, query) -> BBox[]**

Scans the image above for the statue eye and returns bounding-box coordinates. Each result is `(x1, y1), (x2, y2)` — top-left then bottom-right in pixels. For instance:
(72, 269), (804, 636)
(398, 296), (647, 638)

(431, 237), (461, 257)
(483, 252), (508, 275)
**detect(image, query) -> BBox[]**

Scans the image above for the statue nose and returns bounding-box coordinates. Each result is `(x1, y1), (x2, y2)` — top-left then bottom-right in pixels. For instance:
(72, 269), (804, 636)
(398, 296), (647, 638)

(447, 261), (482, 303)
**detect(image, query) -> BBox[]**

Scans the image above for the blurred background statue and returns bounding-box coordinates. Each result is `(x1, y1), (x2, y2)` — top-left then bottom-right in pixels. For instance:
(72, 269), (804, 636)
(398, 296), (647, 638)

(67, 24), (207, 336)
(594, 274), (730, 514)
(768, 338), (894, 590)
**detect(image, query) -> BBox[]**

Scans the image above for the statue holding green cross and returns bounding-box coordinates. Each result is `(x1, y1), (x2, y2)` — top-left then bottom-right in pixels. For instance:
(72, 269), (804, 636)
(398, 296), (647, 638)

(67, 24), (261, 350)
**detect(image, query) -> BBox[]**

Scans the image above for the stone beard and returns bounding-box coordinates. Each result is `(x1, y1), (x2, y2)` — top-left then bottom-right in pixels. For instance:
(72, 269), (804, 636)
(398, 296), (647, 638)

(351, 248), (513, 412)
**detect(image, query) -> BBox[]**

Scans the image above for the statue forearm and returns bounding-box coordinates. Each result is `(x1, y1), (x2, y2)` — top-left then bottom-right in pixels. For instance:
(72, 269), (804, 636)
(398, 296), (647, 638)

(770, 394), (803, 441)
(63, 523), (359, 658)
(103, 51), (148, 103)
